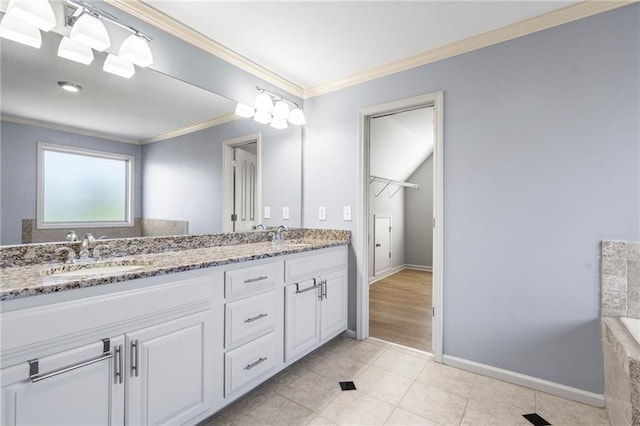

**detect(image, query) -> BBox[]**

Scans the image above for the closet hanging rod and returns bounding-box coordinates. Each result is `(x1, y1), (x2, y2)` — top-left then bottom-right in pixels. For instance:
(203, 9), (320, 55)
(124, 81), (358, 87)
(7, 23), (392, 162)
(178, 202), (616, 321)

(369, 175), (421, 189)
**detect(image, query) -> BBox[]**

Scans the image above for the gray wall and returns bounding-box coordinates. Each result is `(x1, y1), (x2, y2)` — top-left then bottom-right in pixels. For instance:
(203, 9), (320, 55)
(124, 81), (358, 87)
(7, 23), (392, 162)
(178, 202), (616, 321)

(0, 121), (143, 245)
(142, 119), (301, 234)
(405, 156), (433, 268)
(302, 5), (640, 394)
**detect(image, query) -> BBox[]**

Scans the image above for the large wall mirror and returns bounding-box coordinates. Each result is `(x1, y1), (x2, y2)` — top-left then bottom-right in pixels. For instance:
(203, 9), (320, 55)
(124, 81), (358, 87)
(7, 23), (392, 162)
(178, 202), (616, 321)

(0, 9), (302, 245)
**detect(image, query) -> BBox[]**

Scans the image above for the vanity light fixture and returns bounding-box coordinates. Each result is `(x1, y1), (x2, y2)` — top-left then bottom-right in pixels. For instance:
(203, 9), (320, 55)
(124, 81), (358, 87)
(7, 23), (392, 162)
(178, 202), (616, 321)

(118, 33), (153, 68)
(69, 12), (110, 52)
(236, 86), (306, 129)
(57, 36), (94, 65)
(5, 0), (56, 32)
(103, 53), (135, 79)
(0, 13), (42, 48)
(57, 81), (82, 93)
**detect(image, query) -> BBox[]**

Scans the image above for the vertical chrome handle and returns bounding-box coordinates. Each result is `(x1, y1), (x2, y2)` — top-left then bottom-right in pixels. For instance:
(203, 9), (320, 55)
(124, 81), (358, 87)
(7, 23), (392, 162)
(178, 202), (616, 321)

(131, 340), (139, 377)
(316, 278), (323, 301)
(115, 345), (123, 384)
(322, 279), (327, 300)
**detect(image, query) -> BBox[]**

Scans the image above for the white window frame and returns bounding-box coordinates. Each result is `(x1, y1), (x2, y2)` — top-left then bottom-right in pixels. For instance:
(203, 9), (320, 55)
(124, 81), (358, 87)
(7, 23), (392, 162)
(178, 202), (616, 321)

(36, 142), (135, 229)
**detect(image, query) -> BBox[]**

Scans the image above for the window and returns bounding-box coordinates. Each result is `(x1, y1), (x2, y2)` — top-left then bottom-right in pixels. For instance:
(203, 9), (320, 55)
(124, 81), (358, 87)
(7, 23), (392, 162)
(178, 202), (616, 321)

(37, 142), (134, 228)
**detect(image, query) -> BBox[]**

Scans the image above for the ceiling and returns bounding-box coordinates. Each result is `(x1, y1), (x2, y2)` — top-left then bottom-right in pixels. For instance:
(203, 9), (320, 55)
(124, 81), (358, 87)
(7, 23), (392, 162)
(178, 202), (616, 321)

(141, 1), (578, 91)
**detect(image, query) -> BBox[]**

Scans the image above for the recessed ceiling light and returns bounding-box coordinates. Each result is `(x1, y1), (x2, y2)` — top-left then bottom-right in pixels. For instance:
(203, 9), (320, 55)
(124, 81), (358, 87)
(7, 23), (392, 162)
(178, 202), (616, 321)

(57, 81), (82, 93)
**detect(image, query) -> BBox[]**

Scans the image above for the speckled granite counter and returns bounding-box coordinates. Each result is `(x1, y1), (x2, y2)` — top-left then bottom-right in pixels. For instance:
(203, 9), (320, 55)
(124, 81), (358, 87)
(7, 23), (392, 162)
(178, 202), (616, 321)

(1, 232), (349, 301)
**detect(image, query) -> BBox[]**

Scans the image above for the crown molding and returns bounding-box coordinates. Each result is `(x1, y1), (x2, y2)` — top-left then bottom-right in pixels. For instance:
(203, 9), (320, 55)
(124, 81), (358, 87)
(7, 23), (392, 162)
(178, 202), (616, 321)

(141, 113), (239, 145)
(303, 1), (636, 98)
(104, 0), (304, 99)
(1, 115), (140, 145)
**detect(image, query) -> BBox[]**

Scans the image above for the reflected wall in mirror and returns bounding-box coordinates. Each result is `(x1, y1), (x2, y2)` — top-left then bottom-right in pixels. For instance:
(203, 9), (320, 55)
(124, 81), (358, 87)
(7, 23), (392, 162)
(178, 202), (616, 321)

(0, 22), (302, 246)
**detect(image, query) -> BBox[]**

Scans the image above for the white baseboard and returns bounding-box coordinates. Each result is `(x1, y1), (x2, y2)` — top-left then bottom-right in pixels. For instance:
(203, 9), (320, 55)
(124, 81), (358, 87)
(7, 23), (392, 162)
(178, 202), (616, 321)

(443, 355), (605, 408)
(369, 264), (432, 285)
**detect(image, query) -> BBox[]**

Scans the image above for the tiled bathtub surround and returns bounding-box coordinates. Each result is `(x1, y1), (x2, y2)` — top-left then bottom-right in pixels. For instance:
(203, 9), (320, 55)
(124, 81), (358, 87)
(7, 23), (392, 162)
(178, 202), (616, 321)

(0, 228), (350, 269)
(603, 317), (640, 425)
(601, 240), (640, 317)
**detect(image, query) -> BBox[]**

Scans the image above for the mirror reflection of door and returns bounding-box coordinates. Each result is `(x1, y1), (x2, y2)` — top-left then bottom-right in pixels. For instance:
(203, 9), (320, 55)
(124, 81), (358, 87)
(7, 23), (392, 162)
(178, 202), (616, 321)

(374, 215), (392, 275)
(232, 144), (258, 231)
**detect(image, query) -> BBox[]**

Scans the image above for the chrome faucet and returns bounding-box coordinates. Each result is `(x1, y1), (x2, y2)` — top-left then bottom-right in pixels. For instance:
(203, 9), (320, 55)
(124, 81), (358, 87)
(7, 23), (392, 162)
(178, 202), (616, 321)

(255, 224), (266, 230)
(78, 233), (96, 261)
(66, 231), (78, 242)
(55, 246), (77, 264)
(92, 244), (109, 260)
(273, 225), (288, 242)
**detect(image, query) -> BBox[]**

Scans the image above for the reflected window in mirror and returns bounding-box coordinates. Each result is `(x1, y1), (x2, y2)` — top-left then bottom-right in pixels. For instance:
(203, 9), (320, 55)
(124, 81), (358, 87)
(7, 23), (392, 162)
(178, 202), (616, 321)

(37, 142), (134, 229)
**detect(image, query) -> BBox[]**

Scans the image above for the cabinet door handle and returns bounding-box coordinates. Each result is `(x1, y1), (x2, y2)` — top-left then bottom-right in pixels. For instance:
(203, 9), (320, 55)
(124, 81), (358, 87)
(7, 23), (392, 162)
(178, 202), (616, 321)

(245, 313), (268, 323)
(322, 279), (327, 300)
(131, 340), (139, 377)
(244, 357), (267, 370)
(28, 352), (113, 383)
(115, 345), (123, 384)
(295, 278), (320, 295)
(244, 276), (268, 284)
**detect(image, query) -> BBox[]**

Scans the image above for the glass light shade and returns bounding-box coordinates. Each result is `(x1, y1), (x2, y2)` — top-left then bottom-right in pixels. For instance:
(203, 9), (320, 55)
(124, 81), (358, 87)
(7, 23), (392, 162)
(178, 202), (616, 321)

(70, 13), (110, 52)
(118, 34), (153, 68)
(0, 14), (41, 48)
(58, 36), (93, 65)
(235, 103), (255, 118)
(103, 54), (135, 79)
(253, 92), (274, 112)
(270, 117), (288, 130)
(6, 0), (55, 31)
(254, 110), (272, 124)
(288, 108), (306, 126)
(272, 101), (290, 120)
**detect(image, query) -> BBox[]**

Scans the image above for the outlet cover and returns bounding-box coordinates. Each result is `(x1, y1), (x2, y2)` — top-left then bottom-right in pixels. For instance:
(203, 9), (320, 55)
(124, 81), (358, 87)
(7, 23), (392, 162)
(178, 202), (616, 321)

(264, 206), (271, 219)
(343, 206), (352, 221)
(319, 206), (327, 221)
(282, 207), (290, 220)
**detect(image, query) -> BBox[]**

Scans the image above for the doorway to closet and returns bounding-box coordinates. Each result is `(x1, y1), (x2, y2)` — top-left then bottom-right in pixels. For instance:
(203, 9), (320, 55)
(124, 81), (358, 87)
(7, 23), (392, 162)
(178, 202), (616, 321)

(367, 106), (435, 353)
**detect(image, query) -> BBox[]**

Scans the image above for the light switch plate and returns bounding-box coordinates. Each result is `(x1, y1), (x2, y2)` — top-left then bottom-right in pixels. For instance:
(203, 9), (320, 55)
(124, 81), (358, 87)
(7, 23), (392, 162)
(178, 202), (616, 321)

(264, 206), (271, 219)
(343, 206), (352, 221)
(282, 207), (290, 220)
(319, 206), (327, 221)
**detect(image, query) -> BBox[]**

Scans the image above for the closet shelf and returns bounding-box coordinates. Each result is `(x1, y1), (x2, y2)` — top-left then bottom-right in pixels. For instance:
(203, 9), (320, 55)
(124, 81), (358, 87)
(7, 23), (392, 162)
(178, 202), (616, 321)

(369, 175), (421, 198)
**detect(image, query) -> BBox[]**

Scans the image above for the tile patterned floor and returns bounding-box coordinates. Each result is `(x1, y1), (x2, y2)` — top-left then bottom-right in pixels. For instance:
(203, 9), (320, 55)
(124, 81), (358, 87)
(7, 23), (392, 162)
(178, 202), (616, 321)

(201, 337), (610, 426)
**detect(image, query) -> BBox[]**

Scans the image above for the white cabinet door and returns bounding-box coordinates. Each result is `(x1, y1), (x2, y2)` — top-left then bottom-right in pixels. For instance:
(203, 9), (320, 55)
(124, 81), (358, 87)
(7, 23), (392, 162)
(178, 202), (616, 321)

(126, 312), (212, 426)
(284, 279), (321, 361)
(320, 270), (348, 340)
(1, 336), (124, 426)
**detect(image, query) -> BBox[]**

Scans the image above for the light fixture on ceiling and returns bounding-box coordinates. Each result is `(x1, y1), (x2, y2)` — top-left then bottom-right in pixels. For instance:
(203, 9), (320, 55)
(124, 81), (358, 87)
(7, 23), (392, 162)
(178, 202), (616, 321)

(0, 13), (42, 48)
(58, 81), (82, 93)
(237, 86), (306, 129)
(69, 12), (110, 52)
(118, 33), (153, 68)
(103, 53), (135, 79)
(57, 36), (93, 65)
(5, 0), (56, 31)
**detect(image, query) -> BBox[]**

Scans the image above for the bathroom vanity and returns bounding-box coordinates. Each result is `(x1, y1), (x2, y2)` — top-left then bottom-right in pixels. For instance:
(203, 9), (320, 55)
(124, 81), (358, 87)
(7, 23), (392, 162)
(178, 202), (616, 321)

(0, 232), (349, 425)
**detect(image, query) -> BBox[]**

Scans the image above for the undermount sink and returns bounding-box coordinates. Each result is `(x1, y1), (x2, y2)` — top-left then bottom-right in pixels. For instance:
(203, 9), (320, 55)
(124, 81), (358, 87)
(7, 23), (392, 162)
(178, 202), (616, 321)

(278, 240), (313, 248)
(42, 260), (151, 278)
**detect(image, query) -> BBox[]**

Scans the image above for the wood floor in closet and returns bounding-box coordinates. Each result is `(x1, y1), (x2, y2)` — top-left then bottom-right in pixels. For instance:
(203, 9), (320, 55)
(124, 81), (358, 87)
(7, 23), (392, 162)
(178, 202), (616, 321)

(369, 269), (432, 352)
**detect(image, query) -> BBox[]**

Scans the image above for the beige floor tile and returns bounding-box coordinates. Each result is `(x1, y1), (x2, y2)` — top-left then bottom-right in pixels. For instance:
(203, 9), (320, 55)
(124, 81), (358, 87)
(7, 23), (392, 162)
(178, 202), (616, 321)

(334, 339), (389, 364)
(380, 343), (432, 360)
(536, 392), (610, 425)
(234, 394), (315, 426)
(261, 365), (305, 393)
(384, 407), (440, 425)
(321, 391), (394, 425)
(355, 365), (414, 405)
(469, 375), (535, 407)
(311, 353), (369, 382)
(373, 347), (431, 379)
(279, 370), (342, 413)
(416, 362), (476, 397)
(307, 415), (338, 425)
(461, 397), (534, 426)
(218, 385), (274, 422)
(199, 414), (231, 426)
(399, 381), (468, 425)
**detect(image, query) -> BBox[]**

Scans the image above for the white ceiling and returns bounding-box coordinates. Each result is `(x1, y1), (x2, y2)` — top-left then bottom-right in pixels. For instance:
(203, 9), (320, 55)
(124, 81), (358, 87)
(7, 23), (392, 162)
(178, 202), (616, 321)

(142, 1), (577, 90)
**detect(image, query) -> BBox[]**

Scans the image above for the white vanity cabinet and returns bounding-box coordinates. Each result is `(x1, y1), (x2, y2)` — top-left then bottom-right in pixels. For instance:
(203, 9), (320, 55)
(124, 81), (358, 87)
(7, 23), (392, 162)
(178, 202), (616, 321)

(1, 272), (221, 426)
(284, 246), (347, 361)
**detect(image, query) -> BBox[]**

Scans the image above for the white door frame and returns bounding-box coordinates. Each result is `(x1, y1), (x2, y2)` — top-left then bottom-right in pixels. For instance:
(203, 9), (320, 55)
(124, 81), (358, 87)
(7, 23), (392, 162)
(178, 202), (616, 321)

(356, 91), (444, 363)
(222, 134), (262, 232)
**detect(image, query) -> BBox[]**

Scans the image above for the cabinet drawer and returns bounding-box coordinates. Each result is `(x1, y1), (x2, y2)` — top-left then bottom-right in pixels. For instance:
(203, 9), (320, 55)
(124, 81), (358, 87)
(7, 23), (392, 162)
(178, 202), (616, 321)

(225, 263), (276, 299)
(225, 291), (276, 348)
(285, 247), (346, 282)
(224, 332), (275, 397)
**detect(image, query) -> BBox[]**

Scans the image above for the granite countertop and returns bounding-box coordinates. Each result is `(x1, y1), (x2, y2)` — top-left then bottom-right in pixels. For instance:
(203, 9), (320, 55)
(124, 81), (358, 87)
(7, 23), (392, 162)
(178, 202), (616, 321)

(0, 239), (348, 301)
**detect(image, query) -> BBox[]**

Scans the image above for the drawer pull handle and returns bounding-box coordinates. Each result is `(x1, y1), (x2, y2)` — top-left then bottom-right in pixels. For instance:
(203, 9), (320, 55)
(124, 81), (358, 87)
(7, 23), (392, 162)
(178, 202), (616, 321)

(29, 338), (113, 383)
(244, 357), (268, 370)
(296, 278), (320, 294)
(244, 276), (268, 284)
(245, 313), (268, 323)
